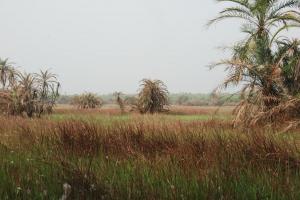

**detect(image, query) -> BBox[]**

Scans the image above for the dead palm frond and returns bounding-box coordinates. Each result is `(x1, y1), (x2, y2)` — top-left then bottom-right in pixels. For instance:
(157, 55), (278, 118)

(137, 79), (169, 114)
(0, 59), (60, 117)
(209, 0), (300, 130)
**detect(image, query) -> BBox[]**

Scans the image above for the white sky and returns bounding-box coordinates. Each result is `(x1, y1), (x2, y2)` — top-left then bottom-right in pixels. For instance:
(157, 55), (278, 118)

(0, 0), (298, 94)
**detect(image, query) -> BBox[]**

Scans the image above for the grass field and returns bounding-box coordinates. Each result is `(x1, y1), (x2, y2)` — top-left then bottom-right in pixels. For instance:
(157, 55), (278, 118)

(0, 106), (300, 199)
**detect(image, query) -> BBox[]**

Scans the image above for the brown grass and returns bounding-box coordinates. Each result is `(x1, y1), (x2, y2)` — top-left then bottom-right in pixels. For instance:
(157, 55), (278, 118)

(54, 104), (234, 116)
(0, 114), (300, 198)
(1, 115), (298, 169)
(168, 105), (234, 115)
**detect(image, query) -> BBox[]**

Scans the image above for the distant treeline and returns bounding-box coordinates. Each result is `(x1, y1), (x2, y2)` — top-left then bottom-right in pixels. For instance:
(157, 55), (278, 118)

(57, 93), (240, 106)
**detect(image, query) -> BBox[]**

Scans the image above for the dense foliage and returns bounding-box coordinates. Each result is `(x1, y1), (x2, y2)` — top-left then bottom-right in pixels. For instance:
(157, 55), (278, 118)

(210, 0), (300, 129)
(0, 58), (60, 117)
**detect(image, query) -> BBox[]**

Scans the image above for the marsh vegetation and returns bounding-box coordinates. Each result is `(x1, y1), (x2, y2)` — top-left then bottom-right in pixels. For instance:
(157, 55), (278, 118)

(1, 0), (300, 199)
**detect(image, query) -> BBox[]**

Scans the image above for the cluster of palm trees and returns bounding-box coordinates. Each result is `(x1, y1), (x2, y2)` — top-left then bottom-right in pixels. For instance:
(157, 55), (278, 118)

(0, 58), (60, 117)
(71, 79), (170, 114)
(210, 0), (300, 128)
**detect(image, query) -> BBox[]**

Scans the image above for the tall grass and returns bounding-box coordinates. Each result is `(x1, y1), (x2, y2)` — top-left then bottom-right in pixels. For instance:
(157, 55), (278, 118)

(0, 115), (299, 199)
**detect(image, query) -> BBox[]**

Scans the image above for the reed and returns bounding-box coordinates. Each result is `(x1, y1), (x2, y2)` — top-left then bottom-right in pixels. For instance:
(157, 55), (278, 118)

(0, 114), (299, 199)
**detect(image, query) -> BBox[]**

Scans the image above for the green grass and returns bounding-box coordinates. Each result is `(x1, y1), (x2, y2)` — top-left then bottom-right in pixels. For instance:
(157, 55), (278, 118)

(0, 112), (299, 199)
(1, 148), (300, 199)
(168, 114), (231, 121)
(49, 113), (131, 122)
(48, 113), (230, 123)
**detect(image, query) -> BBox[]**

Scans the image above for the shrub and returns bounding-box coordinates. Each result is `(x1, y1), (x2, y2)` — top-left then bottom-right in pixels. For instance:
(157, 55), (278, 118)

(137, 79), (169, 114)
(71, 93), (103, 109)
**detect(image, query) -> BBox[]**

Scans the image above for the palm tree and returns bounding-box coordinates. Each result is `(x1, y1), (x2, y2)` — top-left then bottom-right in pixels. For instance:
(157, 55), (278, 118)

(34, 70), (60, 116)
(275, 38), (300, 95)
(0, 58), (17, 90)
(209, 0), (300, 76)
(35, 70), (59, 98)
(209, 0), (300, 39)
(209, 0), (300, 127)
(17, 73), (37, 117)
(210, 0), (300, 69)
(137, 79), (169, 114)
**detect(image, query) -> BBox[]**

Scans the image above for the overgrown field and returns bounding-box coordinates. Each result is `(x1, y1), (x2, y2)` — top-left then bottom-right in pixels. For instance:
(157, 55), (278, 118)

(0, 107), (300, 199)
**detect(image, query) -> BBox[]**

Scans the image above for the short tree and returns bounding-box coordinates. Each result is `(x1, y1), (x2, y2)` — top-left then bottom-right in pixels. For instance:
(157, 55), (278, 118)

(137, 79), (169, 114)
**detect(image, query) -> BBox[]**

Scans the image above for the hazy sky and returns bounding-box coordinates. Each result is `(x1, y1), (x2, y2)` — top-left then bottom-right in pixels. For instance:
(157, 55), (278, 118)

(1, 0), (296, 94)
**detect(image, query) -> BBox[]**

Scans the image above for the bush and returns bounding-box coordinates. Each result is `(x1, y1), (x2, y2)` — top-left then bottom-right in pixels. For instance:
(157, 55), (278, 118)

(71, 93), (103, 109)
